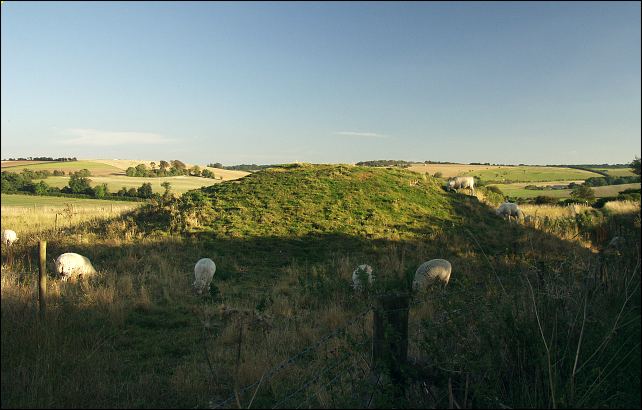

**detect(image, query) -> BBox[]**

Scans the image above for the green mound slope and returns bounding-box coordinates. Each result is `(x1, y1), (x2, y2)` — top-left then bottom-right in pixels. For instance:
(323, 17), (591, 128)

(197, 163), (458, 239)
(131, 164), (525, 276)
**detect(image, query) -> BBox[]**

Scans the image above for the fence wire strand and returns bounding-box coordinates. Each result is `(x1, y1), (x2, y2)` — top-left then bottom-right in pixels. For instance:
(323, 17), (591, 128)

(211, 307), (371, 409)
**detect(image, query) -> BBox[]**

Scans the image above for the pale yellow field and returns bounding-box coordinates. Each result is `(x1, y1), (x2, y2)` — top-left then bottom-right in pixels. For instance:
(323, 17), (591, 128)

(407, 163), (503, 178)
(89, 159), (249, 180)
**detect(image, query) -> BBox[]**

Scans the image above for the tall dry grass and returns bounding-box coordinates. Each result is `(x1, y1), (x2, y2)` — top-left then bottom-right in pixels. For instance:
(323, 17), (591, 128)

(1, 203), (139, 236)
(520, 203), (594, 219)
(601, 200), (641, 215)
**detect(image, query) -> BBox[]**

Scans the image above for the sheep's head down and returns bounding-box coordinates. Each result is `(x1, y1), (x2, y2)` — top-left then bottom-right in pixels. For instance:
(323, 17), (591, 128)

(447, 180), (456, 190)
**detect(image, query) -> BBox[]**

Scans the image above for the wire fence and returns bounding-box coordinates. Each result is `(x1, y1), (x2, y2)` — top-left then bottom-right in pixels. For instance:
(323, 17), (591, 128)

(207, 289), (450, 409)
(210, 306), (372, 409)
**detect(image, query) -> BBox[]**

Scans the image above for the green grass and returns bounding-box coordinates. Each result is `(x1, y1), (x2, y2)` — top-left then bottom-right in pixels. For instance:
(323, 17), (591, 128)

(467, 166), (602, 183)
(592, 182), (641, 196)
(2, 164), (640, 409)
(1, 193), (143, 208)
(2, 160), (122, 176)
(167, 164), (457, 240)
(35, 175), (222, 194)
(586, 167), (637, 177)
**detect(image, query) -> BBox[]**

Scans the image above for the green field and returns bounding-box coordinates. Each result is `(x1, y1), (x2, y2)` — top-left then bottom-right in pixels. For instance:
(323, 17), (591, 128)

(586, 167), (637, 177)
(35, 175), (223, 194)
(0, 193), (143, 208)
(490, 182), (640, 199)
(2, 160), (122, 176)
(467, 166), (602, 183)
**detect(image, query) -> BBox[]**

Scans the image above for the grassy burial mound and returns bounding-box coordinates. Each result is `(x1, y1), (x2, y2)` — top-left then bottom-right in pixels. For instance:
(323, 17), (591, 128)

(2, 164), (640, 408)
(131, 164), (638, 406)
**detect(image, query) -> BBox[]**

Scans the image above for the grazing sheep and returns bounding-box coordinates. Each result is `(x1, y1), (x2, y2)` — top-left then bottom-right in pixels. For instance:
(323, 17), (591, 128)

(412, 259), (452, 291)
(352, 264), (374, 291)
(1, 229), (18, 247)
(193, 258), (216, 295)
(496, 202), (524, 222)
(447, 176), (475, 196)
(603, 236), (626, 256)
(54, 253), (97, 281)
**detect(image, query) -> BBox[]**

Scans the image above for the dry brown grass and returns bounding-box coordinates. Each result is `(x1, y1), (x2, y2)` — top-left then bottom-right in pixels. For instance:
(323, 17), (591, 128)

(601, 200), (641, 215)
(519, 203), (594, 219)
(1, 203), (139, 236)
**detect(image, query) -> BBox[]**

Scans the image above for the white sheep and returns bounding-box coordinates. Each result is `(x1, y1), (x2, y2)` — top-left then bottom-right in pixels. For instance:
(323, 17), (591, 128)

(193, 258), (216, 295)
(496, 202), (524, 222)
(54, 253), (97, 281)
(447, 176), (475, 196)
(1, 229), (18, 247)
(352, 264), (374, 291)
(412, 259), (452, 291)
(603, 236), (626, 256)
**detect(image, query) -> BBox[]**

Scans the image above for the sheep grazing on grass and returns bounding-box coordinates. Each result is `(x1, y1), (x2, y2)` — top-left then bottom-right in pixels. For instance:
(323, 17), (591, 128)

(496, 202), (524, 222)
(603, 236), (626, 256)
(446, 176), (475, 196)
(352, 264), (374, 291)
(413, 259), (452, 291)
(54, 253), (97, 282)
(1, 229), (18, 247)
(193, 258), (216, 295)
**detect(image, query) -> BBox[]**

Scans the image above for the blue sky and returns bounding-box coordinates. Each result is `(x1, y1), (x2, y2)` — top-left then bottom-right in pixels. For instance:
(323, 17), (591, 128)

(1, 1), (640, 165)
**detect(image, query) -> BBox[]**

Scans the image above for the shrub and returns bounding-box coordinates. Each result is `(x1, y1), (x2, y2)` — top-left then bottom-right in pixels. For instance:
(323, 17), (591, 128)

(534, 196), (559, 205)
(570, 185), (595, 200)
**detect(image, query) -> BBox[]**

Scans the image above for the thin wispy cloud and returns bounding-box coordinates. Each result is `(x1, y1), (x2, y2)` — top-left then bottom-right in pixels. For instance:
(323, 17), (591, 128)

(334, 131), (389, 139)
(60, 128), (176, 146)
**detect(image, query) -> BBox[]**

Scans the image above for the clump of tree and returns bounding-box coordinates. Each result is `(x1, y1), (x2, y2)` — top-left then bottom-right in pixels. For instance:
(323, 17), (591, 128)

(631, 156), (641, 176)
(16, 168), (53, 179)
(533, 195), (561, 205)
(62, 170), (93, 195)
(2, 169), (147, 201)
(356, 160), (413, 168)
(124, 159), (217, 179)
(2, 156), (77, 161)
(219, 163), (273, 172)
(583, 175), (640, 187)
(570, 185), (596, 201)
(1, 170), (57, 194)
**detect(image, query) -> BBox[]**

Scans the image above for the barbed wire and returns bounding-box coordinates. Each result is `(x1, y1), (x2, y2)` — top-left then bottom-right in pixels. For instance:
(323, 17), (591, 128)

(293, 359), (358, 409)
(272, 339), (370, 409)
(271, 354), (349, 409)
(209, 288), (463, 409)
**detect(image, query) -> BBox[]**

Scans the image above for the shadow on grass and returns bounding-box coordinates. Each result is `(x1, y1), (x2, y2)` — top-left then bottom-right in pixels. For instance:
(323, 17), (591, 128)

(1, 194), (639, 408)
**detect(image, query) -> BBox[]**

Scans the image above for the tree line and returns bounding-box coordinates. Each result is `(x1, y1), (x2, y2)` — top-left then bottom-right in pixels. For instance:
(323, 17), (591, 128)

(2, 157), (77, 162)
(1, 169), (153, 200)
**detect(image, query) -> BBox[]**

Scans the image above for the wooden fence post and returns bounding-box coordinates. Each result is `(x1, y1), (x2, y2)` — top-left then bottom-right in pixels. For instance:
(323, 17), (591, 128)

(39, 240), (47, 319)
(6, 244), (13, 269)
(372, 292), (410, 384)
